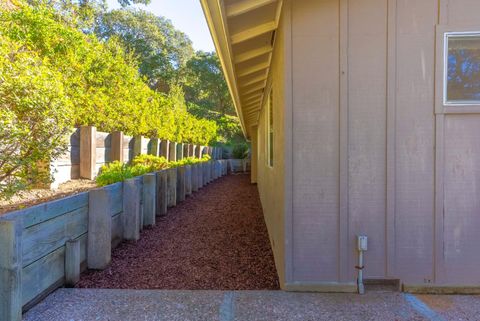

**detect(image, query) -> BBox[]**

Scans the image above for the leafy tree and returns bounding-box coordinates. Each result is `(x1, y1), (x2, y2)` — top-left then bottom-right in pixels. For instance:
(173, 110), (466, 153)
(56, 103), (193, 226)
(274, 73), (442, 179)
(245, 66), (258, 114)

(117, 0), (150, 6)
(1, 5), (218, 142)
(95, 8), (194, 91)
(187, 104), (243, 144)
(184, 51), (235, 115)
(24, 0), (150, 28)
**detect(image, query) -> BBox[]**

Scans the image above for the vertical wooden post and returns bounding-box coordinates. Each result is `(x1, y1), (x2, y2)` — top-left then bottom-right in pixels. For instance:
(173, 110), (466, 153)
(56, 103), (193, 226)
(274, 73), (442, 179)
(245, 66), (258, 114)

(65, 239), (80, 287)
(207, 161), (211, 183)
(192, 145), (197, 158)
(80, 126), (96, 180)
(133, 135), (145, 158)
(214, 161), (220, 179)
(88, 188), (112, 269)
(209, 160), (215, 182)
(195, 145), (202, 159)
(0, 220), (22, 321)
(187, 144), (193, 157)
(150, 138), (161, 157)
(203, 162), (208, 185)
(185, 165), (192, 196)
(160, 140), (170, 159)
(183, 144), (189, 158)
(143, 174), (156, 227)
(191, 165), (198, 192)
(123, 178), (141, 241)
(169, 142), (177, 162)
(156, 170), (168, 216)
(176, 143), (184, 160)
(176, 166), (186, 203)
(111, 131), (124, 163)
(167, 168), (177, 207)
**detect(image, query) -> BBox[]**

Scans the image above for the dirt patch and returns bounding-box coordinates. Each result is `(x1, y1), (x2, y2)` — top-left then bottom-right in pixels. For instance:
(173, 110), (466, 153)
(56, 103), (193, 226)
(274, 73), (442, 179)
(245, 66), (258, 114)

(0, 180), (97, 215)
(77, 174), (280, 290)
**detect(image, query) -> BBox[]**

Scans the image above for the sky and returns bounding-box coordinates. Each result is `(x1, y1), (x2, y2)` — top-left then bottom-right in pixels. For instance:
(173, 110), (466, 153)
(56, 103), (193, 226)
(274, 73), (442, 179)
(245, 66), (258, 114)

(106, 0), (215, 52)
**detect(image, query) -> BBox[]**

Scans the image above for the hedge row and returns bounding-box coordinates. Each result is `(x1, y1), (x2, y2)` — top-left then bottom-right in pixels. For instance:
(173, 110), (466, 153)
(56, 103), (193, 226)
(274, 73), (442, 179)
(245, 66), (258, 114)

(0, 5), (218, 145)
(96, 155), (212, 186)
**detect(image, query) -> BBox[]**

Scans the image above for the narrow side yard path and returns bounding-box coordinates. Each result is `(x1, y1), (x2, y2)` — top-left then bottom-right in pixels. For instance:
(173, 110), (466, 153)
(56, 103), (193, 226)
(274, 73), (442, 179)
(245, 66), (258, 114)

(77, 174), (280, 290)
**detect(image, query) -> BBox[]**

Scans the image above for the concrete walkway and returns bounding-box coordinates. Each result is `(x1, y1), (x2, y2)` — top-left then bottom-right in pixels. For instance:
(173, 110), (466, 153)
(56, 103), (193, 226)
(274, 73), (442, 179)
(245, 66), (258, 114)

(23, 288), (480, 321)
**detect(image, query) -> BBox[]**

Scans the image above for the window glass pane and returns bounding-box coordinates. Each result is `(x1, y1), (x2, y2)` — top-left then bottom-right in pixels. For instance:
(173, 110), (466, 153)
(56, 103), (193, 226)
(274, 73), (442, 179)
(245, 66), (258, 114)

(446, 34), (480, 103)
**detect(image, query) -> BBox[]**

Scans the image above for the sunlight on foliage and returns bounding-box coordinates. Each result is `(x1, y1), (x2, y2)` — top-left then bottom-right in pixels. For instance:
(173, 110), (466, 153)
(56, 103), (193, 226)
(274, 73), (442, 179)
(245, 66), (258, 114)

(96, 155), (212, 186)
(0, 34), (72, 197)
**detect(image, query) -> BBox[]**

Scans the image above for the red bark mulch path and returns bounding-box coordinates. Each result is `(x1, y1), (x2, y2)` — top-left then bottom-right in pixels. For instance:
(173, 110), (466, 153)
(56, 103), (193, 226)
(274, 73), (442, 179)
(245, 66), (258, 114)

(77, 173), (280, 290)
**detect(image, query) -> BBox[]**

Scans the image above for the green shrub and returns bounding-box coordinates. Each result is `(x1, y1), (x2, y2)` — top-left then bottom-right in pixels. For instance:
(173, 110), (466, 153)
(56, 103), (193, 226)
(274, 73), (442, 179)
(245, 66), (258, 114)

(0, 34), (72, 198)
(132, 154), (169, 171)
(96, 154), (213, 186)
(0, 5), (222, 196)
(169, 156), (211, 167)
(0, 5), (219, 145)
(232, 143), (249, 159)
(96, 161), (152, 186)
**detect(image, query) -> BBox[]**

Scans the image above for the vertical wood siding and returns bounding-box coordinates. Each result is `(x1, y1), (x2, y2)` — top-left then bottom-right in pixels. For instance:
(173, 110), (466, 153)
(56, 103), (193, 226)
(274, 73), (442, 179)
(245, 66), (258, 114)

(281, 0), (480, 287)
(394, 0), (437, 284)
(291, 0), (340, 282)
(347, 0), (388, 280)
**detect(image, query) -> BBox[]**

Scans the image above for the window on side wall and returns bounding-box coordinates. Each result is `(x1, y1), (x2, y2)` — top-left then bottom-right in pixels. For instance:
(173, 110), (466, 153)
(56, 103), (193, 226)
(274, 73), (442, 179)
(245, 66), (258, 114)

(267, 88), (274, 168)
(444, 32), (480, 105)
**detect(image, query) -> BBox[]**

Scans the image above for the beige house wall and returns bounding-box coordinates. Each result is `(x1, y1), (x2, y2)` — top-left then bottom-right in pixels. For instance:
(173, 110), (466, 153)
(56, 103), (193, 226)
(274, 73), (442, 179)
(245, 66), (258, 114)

(263, 0), (480, 290)
(256, 9), (287, 288)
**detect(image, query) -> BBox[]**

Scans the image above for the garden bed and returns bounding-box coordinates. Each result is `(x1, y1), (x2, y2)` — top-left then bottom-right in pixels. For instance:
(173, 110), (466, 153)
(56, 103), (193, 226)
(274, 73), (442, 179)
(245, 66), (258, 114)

(0, 180), (97, 215)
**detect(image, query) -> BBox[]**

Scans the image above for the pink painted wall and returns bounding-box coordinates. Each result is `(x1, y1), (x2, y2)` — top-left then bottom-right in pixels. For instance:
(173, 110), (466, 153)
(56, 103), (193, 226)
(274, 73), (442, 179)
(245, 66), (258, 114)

(278, 0), (480, 288)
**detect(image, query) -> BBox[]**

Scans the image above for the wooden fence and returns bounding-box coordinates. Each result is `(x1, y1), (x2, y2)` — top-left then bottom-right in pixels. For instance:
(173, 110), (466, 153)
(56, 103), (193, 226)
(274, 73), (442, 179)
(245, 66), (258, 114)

(50, 126), (223, 188)
(0, 159), (229, 321)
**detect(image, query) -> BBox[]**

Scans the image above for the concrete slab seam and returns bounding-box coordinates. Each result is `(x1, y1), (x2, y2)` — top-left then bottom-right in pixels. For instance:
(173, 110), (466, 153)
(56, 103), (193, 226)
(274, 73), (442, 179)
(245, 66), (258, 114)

(219, 291), (235, 321)
(404, 293), (446, 321)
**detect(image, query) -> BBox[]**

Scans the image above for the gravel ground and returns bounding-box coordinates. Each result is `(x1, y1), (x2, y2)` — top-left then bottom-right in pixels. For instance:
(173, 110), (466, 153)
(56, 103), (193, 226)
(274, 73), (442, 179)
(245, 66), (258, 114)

(77, 173), (280, 290)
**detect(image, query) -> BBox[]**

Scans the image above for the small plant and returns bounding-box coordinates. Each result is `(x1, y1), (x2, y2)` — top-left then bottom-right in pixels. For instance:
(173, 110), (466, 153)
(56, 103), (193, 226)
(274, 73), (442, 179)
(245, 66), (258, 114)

(170, 155), (212, 168)
(96, 161), (151, 186)
(232, 143), (249, 159)
(96, 153), (213, 186)
(132, 154), (169, 171)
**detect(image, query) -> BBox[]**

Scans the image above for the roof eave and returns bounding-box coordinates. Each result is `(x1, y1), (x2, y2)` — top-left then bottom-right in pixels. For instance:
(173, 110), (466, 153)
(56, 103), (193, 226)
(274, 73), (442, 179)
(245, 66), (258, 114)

(200, 0), (250, 140)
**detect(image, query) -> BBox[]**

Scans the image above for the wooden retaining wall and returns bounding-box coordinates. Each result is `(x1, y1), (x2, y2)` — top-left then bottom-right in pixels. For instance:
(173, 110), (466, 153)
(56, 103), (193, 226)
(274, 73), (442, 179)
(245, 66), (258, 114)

(0, 160), (229, 320)
(50, 126), (224, 187)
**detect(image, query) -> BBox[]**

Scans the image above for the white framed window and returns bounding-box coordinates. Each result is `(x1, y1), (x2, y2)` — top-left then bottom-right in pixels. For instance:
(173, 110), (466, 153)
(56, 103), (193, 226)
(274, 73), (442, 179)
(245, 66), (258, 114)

(266, 88), (274, 168)
(436, 26), (480, 113)
(444, 32), (480, 105)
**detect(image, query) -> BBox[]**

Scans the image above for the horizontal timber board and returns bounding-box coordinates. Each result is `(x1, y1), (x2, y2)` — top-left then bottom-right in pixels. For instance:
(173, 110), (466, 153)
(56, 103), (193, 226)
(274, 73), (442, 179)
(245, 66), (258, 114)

(22, 206), (88, 267)
(1, 192), (89, 228)
(22, 233), (87, 306)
